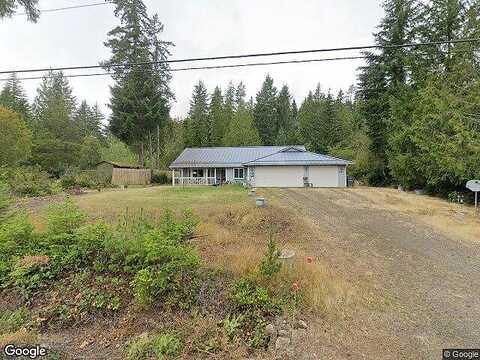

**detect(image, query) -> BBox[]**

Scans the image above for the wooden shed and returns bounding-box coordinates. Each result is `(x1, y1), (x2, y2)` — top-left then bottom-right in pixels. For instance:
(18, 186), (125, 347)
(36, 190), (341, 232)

(95, 161), (151, 186)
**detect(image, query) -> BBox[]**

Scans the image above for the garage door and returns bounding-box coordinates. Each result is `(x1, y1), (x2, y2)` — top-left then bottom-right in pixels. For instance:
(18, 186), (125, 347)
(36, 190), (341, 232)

(254, 166), (304, 187)
(309, 166), (342, 187)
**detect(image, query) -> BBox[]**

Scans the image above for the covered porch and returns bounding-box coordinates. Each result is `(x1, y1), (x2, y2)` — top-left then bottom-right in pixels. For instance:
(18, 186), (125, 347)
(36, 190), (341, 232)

(172, 167), (227, 186)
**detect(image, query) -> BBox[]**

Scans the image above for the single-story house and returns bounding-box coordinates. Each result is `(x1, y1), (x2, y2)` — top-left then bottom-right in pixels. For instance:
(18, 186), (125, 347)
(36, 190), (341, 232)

(95, 161), (151, 185)
(169, 145), (352, 188)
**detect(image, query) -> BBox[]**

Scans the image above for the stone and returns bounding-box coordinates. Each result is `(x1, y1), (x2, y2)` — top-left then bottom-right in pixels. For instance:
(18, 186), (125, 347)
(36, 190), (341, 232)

(265, 323), (276, 336)
(275, 336), (291, 352)
(297, 319), (308, 329)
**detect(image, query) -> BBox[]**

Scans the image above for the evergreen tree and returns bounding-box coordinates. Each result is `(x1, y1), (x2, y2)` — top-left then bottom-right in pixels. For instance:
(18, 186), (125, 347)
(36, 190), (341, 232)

(184, 81), (209, 147)
(0, 73), (31, 121)
(235, 82), (246, 108)
(276, 84), (292, 143)
(208, 86), (226, 146)
(102, 0), (173, 165)
(253, 75), (278, 145)
(223, 103), (262, 147)
(223, 81), (236, 131)
(74, 101), (104, 139)
(0, 106), (32, 165)
(0, 0), (40, 22)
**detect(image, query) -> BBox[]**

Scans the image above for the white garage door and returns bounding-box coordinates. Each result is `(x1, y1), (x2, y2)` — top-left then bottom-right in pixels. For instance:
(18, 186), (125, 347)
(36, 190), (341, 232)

(309, 166), (343, 187)
(254, 166), (304, 187)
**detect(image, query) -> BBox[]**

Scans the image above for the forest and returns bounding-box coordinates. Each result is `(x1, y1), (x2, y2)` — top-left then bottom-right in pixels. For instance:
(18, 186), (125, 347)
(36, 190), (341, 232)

(1, 0), (480, 198)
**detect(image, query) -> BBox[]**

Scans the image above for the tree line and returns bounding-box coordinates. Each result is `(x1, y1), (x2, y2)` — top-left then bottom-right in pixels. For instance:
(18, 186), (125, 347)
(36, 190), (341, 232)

(1, 0), (480, 198)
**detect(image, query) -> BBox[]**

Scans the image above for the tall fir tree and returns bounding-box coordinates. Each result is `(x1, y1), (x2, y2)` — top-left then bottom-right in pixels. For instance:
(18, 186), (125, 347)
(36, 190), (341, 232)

(102, 0), (173, 165)
(253, 75), (278, 145)
(275, 84), (292, 144)
(208, 86), (226, 146)
(0, 73), (31, 121)
(223, 102), (262, 147)
(184, 81), (209, 147)
(0, 0), (39, 22)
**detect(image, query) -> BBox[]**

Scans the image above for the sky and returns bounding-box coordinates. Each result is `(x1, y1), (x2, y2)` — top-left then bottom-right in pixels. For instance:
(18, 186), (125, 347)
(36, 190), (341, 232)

(0, 0), (384, 119)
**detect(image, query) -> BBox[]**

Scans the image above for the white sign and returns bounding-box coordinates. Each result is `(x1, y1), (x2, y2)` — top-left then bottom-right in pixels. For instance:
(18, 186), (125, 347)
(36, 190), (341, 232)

(466, 180), (480, 192)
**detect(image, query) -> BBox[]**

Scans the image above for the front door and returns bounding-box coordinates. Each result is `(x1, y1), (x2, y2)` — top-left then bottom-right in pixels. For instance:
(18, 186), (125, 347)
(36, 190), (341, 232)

(216, 168), (226, 184)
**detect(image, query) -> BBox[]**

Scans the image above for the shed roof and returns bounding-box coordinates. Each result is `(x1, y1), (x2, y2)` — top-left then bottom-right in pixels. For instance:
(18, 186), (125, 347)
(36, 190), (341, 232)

(170, 145), (351, 168)
(170, 145), (306, 168)
(96, 161), (142, 169)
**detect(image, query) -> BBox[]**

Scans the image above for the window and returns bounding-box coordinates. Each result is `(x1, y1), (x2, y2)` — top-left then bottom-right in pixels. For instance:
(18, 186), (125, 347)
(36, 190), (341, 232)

(208, 168), (215, 177)
(234, 168), (244, 179)
(192, 168), (204, 178)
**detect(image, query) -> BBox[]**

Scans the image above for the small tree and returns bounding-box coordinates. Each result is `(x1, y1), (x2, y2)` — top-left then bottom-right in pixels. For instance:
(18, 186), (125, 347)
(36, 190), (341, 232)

(0, 107), (32, 166)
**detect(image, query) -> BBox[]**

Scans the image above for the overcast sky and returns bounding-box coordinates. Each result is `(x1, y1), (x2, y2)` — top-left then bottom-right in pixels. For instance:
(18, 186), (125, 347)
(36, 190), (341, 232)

(0, 0), (384, 118)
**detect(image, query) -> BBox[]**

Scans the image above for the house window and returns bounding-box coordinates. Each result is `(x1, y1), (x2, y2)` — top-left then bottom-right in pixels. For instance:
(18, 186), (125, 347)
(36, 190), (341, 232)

(192, 168), (204, 178)
(234, 168), (244, 179)
(207, 168), (215, 177)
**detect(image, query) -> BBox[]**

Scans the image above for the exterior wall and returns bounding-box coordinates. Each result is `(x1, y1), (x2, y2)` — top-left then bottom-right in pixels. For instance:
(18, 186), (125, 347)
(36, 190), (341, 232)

(308, 166), (342, 187)
(96, 162), (114, 182)
(111, 168), (151, 185)
(254, 166), (304, 187)
(225, 168), (234, 182)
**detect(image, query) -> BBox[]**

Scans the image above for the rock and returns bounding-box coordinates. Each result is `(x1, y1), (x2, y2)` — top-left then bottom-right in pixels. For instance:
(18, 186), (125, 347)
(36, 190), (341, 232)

(275, 336), (291, 352)
(278, 329), (289, 337)
(265, 323), (276, 336)
(297, 319), (308, 329)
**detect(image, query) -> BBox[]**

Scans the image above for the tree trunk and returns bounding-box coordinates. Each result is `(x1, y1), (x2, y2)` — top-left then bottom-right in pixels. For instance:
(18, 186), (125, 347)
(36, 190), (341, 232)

(138, 142), (145, 167)
(148, 132), (153, 168)
(156, 124), (160, 169)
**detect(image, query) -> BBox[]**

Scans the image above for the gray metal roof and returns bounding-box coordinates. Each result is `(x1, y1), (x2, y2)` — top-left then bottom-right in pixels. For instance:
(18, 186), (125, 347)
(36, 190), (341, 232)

(244, 148), (352, 166)
(170, 146), (304, 168)
(170, 145), (351, 168)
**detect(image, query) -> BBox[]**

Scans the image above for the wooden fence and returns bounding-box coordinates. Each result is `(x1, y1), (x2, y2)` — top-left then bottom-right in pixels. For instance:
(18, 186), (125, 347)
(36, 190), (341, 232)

(111, 168), (151, 185)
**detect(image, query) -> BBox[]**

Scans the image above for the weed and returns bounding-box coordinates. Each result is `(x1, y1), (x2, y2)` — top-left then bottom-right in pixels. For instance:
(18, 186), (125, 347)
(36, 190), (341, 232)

(127, 333), (182, 360)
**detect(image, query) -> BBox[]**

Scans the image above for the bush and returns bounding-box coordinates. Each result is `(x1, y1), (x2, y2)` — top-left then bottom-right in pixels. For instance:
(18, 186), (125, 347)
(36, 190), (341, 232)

(259, 235), (281, 279)
(0, 166), (59, 197)
(152, 171), (171, 185)
(45, 199), (87, 235)
(127, 333), (182, 360)
(0, 308), (31, 335)
(60, 170), (107, 190)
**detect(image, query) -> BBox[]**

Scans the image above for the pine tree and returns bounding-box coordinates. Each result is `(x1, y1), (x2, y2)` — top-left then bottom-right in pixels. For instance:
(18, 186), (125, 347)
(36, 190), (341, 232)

(276, 84), (292, 141)
(223, 81), (236, 131)
(102, 0), (173, 165)
(0, 0), (40, 22)
(75, 101), (104, 139)
(208, 86), (226, 146)
(0, 73), (31, 121)
(223, 103), (262, 147)
(184, 81), (209, 147)
(253, 75), (278, 145)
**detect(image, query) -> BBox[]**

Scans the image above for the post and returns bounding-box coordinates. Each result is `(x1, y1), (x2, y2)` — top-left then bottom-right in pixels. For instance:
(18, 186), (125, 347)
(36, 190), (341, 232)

(172, 169), (175, 187)
(214, 168), (217, 185)
(204, 167), (207, 186)
(476, 191), (478, 209)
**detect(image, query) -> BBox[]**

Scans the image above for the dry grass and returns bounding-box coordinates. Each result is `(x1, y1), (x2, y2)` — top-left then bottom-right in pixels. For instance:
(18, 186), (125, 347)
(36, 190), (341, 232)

(18, 255), (50, 268)
(0, 329), (37, 349)
(353, 187), (480, 244)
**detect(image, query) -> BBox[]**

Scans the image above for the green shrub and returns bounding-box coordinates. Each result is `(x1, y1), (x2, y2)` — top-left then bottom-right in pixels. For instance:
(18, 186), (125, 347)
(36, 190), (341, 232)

(46, 199), (87, 235)
(152, 171), (171, 185)
(0, 308), (31, 334)
(127, 333), (182, 360)
(259, 235), (282, 279)
(6, 166), (58, 197)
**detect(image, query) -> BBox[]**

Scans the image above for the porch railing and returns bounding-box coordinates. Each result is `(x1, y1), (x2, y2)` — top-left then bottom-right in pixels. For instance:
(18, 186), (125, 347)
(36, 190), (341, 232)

(174, 177), (217, 185)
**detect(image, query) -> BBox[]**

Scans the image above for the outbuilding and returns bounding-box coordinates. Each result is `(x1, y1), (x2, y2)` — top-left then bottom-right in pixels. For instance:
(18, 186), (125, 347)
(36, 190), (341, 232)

(95, 161), (151, 186)
(169, 145), (351, 188)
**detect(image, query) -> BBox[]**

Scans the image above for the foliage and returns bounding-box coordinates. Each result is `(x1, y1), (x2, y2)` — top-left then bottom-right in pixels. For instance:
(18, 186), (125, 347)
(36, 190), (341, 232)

(151, 170), (171, 184)
(253, 75), (278, 145)
(259, 235), (281, 279)
(78, 136), (103, 169)
(100, 135), (138, 165)
(1, 166), (58, 197)
(184, 81), (210, 147)
(0, 308), (31, 335)
(0, 73), (31, 121)
(102, 0), (173, 165)
(45, 199), (87, 235)
(222, 103), (262, 147)
(127, 333), (182, 360)
(0, 0), (40, 22)
(0, 106), (32, 166)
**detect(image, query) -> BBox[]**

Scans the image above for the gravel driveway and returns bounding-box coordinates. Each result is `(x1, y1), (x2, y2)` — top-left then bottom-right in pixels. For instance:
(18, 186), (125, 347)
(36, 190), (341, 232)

(266, 188), (480, 360)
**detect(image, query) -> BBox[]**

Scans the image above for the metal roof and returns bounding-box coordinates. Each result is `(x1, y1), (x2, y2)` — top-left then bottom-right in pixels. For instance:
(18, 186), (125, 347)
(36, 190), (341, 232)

(244, 148), (352, 166)
(170, 145), (351, 168)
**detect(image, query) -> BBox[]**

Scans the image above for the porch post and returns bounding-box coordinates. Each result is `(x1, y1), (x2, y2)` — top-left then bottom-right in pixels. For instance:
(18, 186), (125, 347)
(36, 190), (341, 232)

(214, 168), (217, 185)
(204, 167), (207, 185)
(181, 168), (184, 186)
(172, 169), (175, 187)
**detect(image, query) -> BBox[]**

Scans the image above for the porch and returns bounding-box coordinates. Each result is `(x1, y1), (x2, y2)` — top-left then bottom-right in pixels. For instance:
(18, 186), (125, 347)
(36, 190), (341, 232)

(172, 167), (227, 186)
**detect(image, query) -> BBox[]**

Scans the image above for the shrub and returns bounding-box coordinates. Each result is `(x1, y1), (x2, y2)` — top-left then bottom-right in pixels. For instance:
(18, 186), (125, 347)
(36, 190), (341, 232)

(45, 199), (87, 235)
(259, 235), (281, 279)
(127, 333), (182, 360)
(152, 171), (171, 185)
(0, 308), (31, 335)
(5, 166), (58, 197)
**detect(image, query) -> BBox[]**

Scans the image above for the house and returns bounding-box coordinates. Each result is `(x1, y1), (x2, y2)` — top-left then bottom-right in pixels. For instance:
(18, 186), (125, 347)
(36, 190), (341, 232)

(169, 145), (352, 187)
(95, 161), (152, 186)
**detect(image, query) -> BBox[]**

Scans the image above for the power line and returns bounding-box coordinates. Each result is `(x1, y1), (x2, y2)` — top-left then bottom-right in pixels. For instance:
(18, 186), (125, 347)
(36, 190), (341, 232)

(0, 56), (367, 81)
(1, 38), (479, 75)
(15, 1), (112, 16)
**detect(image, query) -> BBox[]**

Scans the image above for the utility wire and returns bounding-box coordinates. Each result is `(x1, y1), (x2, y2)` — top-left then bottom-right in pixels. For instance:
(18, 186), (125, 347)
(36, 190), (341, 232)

(1, 38), (479, 75)
(0, 56), (367, 81)
(15, 1), (112, 16)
